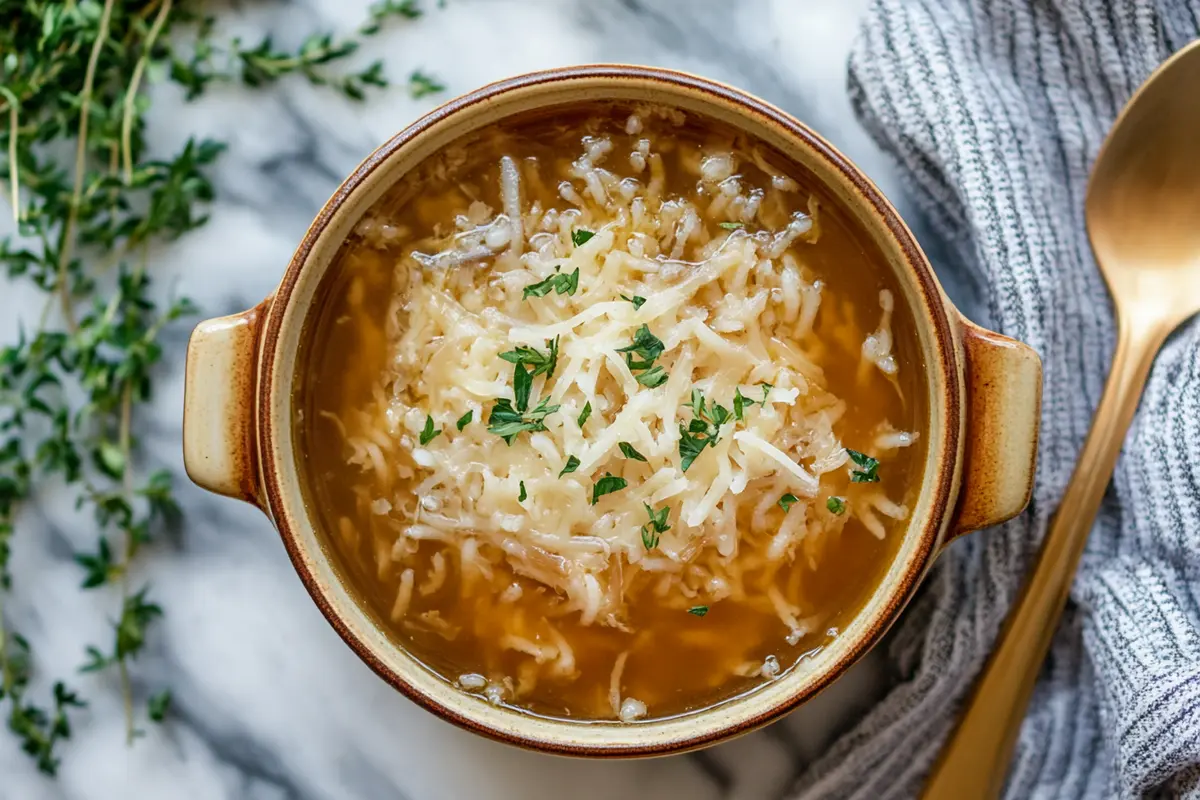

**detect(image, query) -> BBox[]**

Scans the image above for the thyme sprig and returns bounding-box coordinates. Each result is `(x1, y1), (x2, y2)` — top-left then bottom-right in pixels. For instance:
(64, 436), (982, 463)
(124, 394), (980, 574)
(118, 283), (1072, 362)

(0, 0), (439, 776)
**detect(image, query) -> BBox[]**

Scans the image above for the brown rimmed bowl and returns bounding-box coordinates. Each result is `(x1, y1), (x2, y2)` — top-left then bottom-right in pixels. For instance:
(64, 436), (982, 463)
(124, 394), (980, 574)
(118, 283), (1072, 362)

(181, 65), (1042, 757)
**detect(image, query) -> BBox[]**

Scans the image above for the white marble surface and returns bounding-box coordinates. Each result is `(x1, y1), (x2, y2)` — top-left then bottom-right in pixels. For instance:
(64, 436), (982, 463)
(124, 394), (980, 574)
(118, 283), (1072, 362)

(0, 1), (944, 797)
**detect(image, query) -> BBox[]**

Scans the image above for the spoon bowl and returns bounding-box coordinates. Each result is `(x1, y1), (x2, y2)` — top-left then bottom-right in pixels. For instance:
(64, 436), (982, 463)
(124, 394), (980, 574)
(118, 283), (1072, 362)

(924, 37), (1200, 800)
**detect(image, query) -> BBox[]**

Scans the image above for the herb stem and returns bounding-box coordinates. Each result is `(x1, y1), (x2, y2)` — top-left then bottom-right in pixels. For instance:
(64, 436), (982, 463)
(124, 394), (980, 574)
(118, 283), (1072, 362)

(116, 383), (136, 744)
(57, 0), (117, 333)
(0, 88), (19, 224)
(122, 0), (174, 184)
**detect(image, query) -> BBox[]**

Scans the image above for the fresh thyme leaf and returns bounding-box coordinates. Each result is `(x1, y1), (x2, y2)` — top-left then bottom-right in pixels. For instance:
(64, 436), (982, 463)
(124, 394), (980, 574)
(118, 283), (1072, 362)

(826, 496), (846, 515)
(571, 229), (595, 246)
(621, 294), (647, 309)
(635, 365), (669, 387)
(73, 537), (116, 589)
(408, 69), (445, 99)
(419, 414), (441, 445)
(577, 401), (592, 429)
(778, 493), (800, 512)
(147, 690), (171, 723)
(619, 442), (648, 462)
(639, 502), (671, 550)
(591, 473), (628, 505)
(687, 605), (709, 617)
(456, 410), (473, 431)
(847, 449), (881, 483)
(559, 455), (581, 477)
(759, 382), (774, 404)
(518, 481), (527, 503)
(513, 363), (532, 413)
(718, 221), (745, 230)
(711, 403), (731, 426)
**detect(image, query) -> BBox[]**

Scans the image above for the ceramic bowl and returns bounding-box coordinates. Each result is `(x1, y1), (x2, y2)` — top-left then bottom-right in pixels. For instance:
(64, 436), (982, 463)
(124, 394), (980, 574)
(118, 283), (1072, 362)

(182, 65), (1042, 757)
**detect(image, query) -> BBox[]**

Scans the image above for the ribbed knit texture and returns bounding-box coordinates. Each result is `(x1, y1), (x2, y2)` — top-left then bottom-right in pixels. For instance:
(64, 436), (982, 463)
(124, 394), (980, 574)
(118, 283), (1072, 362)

(790, 2), (1200, 798)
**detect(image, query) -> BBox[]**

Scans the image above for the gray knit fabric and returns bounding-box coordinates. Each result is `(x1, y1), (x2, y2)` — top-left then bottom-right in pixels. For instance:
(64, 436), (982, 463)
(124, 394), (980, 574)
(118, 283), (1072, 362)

(790, 2), (1200, 798)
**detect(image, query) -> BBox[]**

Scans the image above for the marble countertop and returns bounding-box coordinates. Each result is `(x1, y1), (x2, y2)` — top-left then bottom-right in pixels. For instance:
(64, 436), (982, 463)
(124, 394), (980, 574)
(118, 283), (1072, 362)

(0, 1), (943, 797)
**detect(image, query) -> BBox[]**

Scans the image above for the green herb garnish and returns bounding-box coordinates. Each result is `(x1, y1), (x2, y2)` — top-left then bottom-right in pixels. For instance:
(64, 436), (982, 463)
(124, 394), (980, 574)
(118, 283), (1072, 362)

(621, 294), (647, 309)
(571, 229), (596, 246)
(718, 221), (745, 230)
(687, 606), (709, 617)
(619, 442), (648, 462)
(678, 389), (731, 472)
(559, 455), (581, 477)
(488, 396), (561, 444)
(826, 496), (846, 515)
(408, 69), (445, 99)
(523, 268), (580, 299)
(456, 410), (473, 431)
(577, 401), (592, 429)
(616, 324), (665, 370)
(640, 503), (671, 550)
(778, 493), (800, 512)
(635, 365), (669, 388)
(500, 337), (559, 379)
(518, 481), (527, 503)
(733, 387), (756, 421)
(513, 364), (532, 412)
(591, 473), (629, 505)
(419, 415), (441, 445)
(759, 382), (774, 404)
(847, 449), (881, 483)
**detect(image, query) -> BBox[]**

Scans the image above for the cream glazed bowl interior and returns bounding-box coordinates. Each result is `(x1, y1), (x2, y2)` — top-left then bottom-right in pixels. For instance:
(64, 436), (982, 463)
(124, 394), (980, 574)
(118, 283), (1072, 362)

(182, 65), (1042, 757)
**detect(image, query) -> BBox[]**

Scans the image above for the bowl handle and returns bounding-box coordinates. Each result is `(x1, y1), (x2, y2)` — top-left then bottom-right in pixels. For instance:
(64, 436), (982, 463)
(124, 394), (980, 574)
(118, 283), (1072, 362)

(183, 302), (269, 512)
(948, 319), (1042, 538)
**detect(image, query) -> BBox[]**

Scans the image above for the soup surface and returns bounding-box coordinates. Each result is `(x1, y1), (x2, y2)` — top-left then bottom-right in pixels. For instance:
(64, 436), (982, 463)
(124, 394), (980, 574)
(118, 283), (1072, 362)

(299, 103), (926, 722)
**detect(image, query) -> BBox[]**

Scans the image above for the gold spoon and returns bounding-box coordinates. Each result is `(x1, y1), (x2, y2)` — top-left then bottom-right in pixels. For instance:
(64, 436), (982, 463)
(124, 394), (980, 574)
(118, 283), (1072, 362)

(923, 38), (1200, 799)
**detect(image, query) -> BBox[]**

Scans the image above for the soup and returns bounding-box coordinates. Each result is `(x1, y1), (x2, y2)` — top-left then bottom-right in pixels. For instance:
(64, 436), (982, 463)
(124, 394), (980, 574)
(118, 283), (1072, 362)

(298, 104), (925, 722)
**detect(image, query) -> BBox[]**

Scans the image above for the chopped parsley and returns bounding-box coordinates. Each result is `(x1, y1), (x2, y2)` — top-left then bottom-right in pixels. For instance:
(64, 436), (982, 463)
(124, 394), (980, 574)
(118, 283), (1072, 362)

(513, 363), (533, 411)
(826, 496), (847, 515)
(733, 387), (757, 421)
(487, 396), (560, 444)
(523, 267), (579, 299)
(456, 410), (473, 431)
(499, 337), (559, 380)
(571, 228), (596, 246)
(419, 415), (440, 445)
(518, 481), (527, 503)
(687, 606), (709, 617)
(559, 455), (581, 477)
(678, 389), (731, 472)
(591, 473), (628, 505)
(640, 503), (671, 550)
(616, 324), (666, 370)
(718, 221), (745, 230)
(759, 382), (774, 404)
(621, 294), (647, 309)
(635, 365), (669, 388)
(847, 449), (881, 483)
(778, 493), (799, 512)
(577, 401), (592, 429)
(619, 442), (648, 462)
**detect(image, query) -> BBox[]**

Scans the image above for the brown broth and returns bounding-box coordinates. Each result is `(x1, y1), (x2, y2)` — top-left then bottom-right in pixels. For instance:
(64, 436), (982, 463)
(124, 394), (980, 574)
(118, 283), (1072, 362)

(296, 103), (926, 721)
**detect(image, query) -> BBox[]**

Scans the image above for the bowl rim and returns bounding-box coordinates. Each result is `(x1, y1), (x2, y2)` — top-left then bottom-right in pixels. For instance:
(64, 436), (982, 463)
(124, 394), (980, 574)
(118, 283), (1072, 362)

(255, 64), (961, 756)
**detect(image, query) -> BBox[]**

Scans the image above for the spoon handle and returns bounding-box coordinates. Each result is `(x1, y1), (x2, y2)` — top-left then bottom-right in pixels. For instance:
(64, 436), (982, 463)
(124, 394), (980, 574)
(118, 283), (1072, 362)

(922, 317), (1168, 799)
